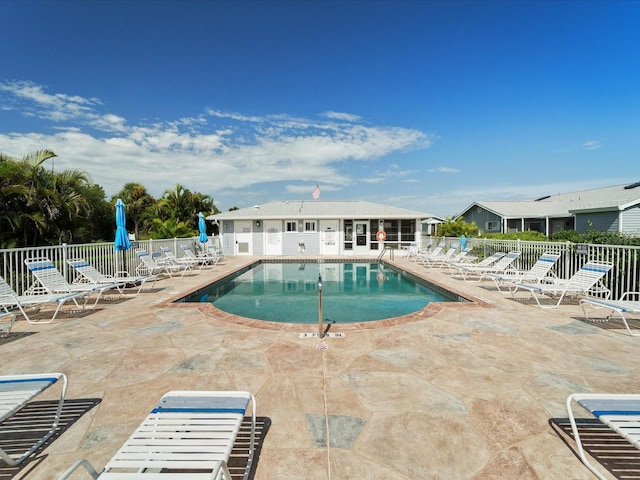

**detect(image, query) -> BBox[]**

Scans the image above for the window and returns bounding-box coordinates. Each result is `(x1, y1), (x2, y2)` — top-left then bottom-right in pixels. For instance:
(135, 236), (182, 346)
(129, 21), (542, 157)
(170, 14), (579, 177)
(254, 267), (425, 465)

(485, 221), (500, 232)
(344, 220), (353, 250)
(304, 221), (316, 232)
(286, 221), (297, 232)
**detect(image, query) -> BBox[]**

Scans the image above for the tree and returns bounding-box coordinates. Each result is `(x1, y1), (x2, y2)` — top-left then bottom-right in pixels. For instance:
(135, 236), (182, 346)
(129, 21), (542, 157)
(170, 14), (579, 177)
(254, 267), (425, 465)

(112, 183), (156, 240)
(0, 149), (94, 246)
(437, 217), (479, 238)
(148, 218), (195, 239)
(156, 184), (218, 231)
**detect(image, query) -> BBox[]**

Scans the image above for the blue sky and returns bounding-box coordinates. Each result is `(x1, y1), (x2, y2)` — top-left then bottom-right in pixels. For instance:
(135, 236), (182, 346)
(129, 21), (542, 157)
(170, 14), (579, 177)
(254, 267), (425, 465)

(1, 0), (638, 216)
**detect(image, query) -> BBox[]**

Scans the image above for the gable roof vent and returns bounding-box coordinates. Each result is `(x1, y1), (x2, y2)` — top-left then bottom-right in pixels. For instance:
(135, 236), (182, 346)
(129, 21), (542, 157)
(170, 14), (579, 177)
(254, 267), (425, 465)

(624, 181), (640, 190)
(534, 195), (551, 201)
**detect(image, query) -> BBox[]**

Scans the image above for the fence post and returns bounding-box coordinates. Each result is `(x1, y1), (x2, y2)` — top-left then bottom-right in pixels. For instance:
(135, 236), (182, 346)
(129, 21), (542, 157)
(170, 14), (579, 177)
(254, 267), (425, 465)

(62, 243), (69, 280)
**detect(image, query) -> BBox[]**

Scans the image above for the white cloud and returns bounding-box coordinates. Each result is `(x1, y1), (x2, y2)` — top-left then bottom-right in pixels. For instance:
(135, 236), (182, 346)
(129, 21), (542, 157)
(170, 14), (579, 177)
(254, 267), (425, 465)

(0, 81), (432, 207)
(582, 140), (602, 150)
(322, 111), (362, 122)
(428, 166), (460, 174)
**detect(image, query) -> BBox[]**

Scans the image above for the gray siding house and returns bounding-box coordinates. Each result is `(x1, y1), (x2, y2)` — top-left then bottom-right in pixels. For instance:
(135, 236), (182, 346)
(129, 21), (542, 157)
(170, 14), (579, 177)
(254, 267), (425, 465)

(207, 201), (431, 256)
(458, 181), (640, 237)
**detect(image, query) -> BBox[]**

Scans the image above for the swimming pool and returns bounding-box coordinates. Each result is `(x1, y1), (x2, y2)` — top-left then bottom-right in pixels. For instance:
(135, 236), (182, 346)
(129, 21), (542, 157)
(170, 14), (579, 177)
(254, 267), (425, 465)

(179, 260), (467, 324)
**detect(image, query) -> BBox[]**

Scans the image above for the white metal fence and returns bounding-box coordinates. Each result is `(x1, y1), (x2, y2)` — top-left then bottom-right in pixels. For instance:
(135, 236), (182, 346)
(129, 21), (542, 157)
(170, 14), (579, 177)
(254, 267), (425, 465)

(0, 237), (208, 296)
(421, 237), (640, 299)
(2, 236), (639, 300)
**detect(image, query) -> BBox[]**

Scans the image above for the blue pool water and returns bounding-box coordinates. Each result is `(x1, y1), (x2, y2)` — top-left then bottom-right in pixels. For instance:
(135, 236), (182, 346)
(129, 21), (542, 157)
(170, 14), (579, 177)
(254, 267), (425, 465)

(180, 261), (462, 324)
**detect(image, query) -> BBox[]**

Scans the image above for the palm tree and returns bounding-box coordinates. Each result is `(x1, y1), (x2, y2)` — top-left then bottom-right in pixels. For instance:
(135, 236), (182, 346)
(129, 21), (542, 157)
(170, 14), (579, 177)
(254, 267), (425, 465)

(1, 149), (94, 246)
(148, 218), (195, 239)
(112, 183), (156, 240)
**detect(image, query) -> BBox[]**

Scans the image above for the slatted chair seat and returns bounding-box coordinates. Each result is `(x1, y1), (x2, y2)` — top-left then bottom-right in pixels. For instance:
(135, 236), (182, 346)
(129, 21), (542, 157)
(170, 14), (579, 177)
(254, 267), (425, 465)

(58, 390), (256, 480)
(580, 291), (640, 336)
(0, 373), (68, 465)
(567, 393), (640, 480)
(0, 274), (88, 324)
(511, 261), (613, 309)
(67, 258), (157, 296)
(24, 257), (119, 308)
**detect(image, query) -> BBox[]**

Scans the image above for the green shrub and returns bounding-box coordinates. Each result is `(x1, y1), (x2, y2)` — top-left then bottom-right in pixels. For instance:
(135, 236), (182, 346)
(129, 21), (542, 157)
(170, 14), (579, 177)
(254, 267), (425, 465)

(551, 230), (640, 246)
(480, 231), (548, 241)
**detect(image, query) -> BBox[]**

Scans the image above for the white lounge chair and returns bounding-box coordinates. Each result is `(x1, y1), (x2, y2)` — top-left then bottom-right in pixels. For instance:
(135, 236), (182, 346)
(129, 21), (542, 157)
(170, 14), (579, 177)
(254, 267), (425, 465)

(511, 261), (613, 309)
(0, 274), (89, 324)
(58, 390), (256, 480)
(67, 258), (158, 296)
(435, 246), (476, 267)
(580, 291), (640, 336)
(0, 312), (16, 337)
(445, 251), (506, 273)
(450, 251), (522, 282)
(24, 258), (119, 307)
(404, 242), (420, 260)
(180, 244), (217, 267)
(135, 249), (187, 278)
(414, 241), (445, 264)
(566, 393), (640, 480)
(204, 242), (225, 263)
(0, 373), (67, 465)
(480, 252), (561, 292)
(160, 246), (200, 269)
(419, 243), (460, 268)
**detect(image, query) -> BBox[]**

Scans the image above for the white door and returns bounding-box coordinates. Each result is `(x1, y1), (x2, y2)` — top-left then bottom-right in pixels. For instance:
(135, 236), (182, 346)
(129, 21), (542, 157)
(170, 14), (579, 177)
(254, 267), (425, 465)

(264, 220), (282, 255)
(354, 221), (369, 254)
(320, 220), (339, 255)
(235, 221), (252, 255)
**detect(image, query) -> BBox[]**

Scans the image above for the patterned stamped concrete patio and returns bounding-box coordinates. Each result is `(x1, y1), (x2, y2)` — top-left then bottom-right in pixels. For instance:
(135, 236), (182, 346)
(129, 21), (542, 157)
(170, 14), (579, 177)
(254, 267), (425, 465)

(3, 255), (639, 479)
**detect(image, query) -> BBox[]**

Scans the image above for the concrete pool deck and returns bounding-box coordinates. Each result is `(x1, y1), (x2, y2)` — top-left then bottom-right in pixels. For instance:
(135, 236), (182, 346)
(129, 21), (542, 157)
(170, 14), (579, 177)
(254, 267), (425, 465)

(3, 255), (639, 479)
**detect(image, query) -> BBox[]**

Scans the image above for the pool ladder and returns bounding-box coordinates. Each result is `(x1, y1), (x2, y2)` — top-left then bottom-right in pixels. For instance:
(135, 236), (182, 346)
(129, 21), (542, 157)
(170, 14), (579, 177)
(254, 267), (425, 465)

(317, 274), (324, 338)
(377, 246), (395, 262)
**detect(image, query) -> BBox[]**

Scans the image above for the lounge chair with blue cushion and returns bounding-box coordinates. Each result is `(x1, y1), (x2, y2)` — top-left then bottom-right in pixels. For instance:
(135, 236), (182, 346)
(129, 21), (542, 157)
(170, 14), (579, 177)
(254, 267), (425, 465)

(0, 273), (89, 324)
(580, 291), (640, 336)
(160, 246), (200, 270)
(566, 393), (640, 480)
(449, 251), (522, 281)
(511, 261), (613, 309)
(480, 252), (561, 292)
(0, 373), (67, 465)
(24, 258), (119, 307)
(58, 390), (256, 480)
(67, 258), (158, 296)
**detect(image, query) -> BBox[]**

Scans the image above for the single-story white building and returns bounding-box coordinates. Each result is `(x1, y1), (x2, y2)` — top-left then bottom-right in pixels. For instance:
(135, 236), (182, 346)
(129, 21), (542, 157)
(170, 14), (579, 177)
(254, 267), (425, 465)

(207, 200), (431, 256)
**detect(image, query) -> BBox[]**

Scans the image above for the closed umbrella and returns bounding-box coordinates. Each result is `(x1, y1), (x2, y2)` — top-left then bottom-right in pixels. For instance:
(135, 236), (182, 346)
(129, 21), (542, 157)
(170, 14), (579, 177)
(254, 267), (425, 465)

(115, 199), (131, 273)
(198, 212), (208, 243)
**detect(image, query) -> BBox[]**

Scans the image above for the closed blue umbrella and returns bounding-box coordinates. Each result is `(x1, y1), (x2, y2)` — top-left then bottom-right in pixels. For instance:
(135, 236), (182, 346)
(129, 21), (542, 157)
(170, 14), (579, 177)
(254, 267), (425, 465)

(115, 199), (131, 251)
(198, 212), (208, 243)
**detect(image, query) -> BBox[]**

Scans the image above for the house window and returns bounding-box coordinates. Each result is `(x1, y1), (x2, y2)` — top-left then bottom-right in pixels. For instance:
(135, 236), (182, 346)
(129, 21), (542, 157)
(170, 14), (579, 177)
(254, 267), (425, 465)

(485, 221), (500, 232)
(286, 221), (297, 232)
(304, 221), (316, 232)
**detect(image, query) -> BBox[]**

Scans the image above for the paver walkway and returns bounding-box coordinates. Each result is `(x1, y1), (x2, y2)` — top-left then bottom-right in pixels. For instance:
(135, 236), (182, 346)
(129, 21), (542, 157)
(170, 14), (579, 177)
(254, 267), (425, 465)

(3, 255), (639, 479)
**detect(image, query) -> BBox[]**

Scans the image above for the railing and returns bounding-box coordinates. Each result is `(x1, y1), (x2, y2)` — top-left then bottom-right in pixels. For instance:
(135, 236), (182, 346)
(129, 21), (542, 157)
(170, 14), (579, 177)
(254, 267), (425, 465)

(420, 237), (640, 300)
(376, 245), (395, 262)
(2, 235), (638, 300)
(0, 237), (208, 296)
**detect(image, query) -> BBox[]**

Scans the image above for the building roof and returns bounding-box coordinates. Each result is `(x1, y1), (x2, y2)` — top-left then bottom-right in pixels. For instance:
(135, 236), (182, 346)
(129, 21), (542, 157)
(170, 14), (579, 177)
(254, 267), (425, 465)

(207, 200), (432, 221)
(461, 182), (640, 219)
